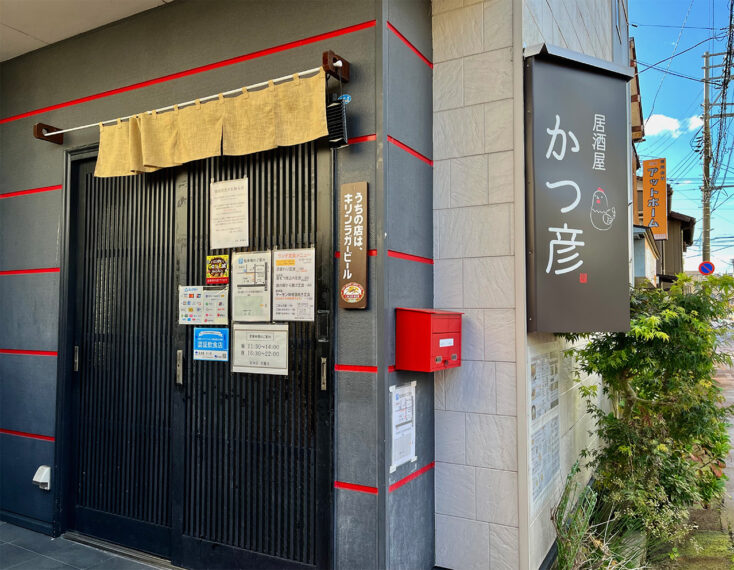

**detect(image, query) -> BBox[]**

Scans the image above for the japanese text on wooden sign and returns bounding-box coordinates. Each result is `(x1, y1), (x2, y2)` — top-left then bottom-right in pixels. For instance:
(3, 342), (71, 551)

(338, 182), (368, 309)
(642, 158), (668, 240)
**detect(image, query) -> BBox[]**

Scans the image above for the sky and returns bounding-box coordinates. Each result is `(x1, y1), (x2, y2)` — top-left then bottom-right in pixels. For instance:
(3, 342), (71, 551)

(629, 0), (733, 274)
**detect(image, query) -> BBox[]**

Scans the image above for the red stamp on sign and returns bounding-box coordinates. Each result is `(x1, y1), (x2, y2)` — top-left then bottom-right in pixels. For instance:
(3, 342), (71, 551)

(579, 273), (587, 283)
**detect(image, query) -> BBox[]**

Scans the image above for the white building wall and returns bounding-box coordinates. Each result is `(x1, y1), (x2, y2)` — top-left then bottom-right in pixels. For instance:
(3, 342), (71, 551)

(432, 1), (628, 568)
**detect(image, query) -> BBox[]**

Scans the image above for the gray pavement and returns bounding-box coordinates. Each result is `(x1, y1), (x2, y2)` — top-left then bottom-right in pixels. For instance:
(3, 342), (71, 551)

(0, 522), (157, 570)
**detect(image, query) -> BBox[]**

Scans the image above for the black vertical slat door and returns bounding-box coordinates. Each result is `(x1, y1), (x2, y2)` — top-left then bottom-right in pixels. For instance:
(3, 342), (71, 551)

(72, 167), (176, 557)
(178, 144), (331, 569)
(69, 143), (332, 569)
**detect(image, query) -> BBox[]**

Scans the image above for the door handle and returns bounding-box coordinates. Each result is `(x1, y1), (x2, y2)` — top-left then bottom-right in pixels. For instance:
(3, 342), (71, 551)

(176, 350), (183, 385)
(320, 357), (327, 391)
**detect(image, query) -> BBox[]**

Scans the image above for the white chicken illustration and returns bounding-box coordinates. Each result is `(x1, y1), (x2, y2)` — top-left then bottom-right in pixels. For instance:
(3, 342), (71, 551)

(590, 187), (615, 231)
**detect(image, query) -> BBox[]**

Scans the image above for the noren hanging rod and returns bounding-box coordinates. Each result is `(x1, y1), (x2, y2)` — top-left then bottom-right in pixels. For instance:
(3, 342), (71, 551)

(38, 65), (327, 138)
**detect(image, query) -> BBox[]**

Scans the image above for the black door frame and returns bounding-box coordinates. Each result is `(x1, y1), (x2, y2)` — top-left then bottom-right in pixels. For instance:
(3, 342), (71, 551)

(55, 144), (334, 569)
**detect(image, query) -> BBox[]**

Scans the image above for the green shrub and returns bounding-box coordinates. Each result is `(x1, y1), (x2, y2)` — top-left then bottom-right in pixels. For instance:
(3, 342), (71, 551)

(562, 275), (734, 544)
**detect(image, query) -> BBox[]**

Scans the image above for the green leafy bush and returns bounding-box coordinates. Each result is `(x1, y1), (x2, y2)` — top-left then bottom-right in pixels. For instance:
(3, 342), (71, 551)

(562, 275), (734, 544)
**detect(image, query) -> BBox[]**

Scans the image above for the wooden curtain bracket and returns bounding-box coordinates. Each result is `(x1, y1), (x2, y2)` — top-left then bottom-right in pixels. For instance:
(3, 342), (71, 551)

(33, 123), (64, 145)
(322, 51), (350, 83)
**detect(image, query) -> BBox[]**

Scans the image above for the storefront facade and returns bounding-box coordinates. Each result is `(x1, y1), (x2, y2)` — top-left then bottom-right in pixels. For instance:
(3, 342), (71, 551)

(0, 1), (632, 568)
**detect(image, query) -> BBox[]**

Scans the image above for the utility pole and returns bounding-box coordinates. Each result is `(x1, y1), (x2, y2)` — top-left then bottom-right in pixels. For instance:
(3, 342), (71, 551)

(703, 51), (711, 262)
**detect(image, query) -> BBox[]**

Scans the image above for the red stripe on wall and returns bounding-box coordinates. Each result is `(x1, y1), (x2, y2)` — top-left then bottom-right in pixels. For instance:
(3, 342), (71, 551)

(386, 136), (433, 167)
(348, 134), (377, 144)
(0, 20), (377, 125)
(334, 364), (379, 373)
(0, 267), (60, 276)
(0, 185), (62, 199)
(367, 249), (377, 256)
(387, 365), (396, 373)
(0, 349), (58, 357)
(334, 481), (379, 495)
(0, 428), (55, 442)
(387, 250), (434, 265)
(388, 461), (435, 493)
(386, 21), (433, 69)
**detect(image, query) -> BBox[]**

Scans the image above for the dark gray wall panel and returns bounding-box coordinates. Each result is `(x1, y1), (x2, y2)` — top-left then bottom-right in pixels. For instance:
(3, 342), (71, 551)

(0, 274), (59, 351)
(387, 470), (435, 570)
(0, 354), (57, 436)
(0, 435), (55, 523)
(337, 259), (377, 366)
(336, 372), (377, 486)
(385, 33), (432, 160)
(386, 143), (433, 260)
(337, 140), (378, 249)
(385, 257), (433, 365)
(0, 0), (375, 119)
(335, 489), (378, 570)
(386, 0), (433, 62)
(0, 191), (61, 269)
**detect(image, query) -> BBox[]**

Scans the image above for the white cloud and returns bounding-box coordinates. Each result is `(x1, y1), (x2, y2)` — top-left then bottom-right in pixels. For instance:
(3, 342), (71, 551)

(645, 114), (681, 137)
(687, 115), (703, 131)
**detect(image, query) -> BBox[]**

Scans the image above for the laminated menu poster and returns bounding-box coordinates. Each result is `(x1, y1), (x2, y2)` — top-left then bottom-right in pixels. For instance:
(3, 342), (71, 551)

(390, 382), (417, 472)
(178, 285), (228, 325)
(272, 248), (315, 322)
(231, 251), (271, 322)
(209, 178), (249, 250)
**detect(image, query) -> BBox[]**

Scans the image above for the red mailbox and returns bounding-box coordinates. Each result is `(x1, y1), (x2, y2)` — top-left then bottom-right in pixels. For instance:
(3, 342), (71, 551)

(395, 308), (462, 372)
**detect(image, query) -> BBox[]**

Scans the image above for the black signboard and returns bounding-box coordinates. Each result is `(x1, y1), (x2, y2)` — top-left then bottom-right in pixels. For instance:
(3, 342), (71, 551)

(525, 51), (631, 332)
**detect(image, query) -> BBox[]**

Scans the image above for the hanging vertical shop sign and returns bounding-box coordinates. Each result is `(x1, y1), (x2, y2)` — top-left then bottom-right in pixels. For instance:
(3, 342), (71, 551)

(272, 248), (316, 321)
(193, 327), (230, 361)
(232, 323), (289, 375)
(206, 254), (229, 284)
(525, 47), (632, 333)
(209, 178), (249, 250)
(231, 251), (271, 322)
(338, 182), (368, 309)
(642, 158), (668, 240)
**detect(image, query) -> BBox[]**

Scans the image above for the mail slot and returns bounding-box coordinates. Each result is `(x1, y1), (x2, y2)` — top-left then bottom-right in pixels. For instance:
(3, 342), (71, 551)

(395, 308), (462, 372)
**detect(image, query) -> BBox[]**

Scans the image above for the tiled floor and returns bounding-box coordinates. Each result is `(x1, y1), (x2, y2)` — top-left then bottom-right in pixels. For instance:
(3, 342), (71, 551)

(0, 522), (158, 570)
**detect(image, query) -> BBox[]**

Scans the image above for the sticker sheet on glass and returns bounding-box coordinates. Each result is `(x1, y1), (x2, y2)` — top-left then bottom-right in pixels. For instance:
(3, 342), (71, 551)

(272, 248), (316, 322)
(193, 327), (229, 361)
(209, 178), (249, 250)
(178, 285), (228, 325)
(232, 323), (288, 376)
(390, 382), (416, 472)
(231, 251), (271, 322)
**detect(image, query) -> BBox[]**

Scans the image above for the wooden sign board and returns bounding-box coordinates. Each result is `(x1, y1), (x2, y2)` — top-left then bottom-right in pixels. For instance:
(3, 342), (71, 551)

(338, 182), (368, 309)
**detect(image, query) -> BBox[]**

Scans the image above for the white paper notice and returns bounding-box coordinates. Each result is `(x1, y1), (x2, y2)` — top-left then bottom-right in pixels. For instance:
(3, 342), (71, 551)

(232, 323), (289, 376)
(272, 249), (315, 322)
(390, 383), (416, 472)
(231, 251), (271, 322)
(178, 286), (229, 325)
(210, 178), (249, 250)
(531, 414), (560, 507)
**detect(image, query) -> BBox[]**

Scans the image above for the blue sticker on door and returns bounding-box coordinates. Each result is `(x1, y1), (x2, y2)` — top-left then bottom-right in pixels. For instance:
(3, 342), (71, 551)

(193, 327), (229, 361)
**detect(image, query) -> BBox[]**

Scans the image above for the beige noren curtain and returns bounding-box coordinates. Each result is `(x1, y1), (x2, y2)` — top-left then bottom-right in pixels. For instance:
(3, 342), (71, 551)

(174, 97), (224, 164)
(95, 68), (328, 178)
(223, 83), (276, 156)
(274, 68), (328, 147)
(140, 108), (179, 169)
